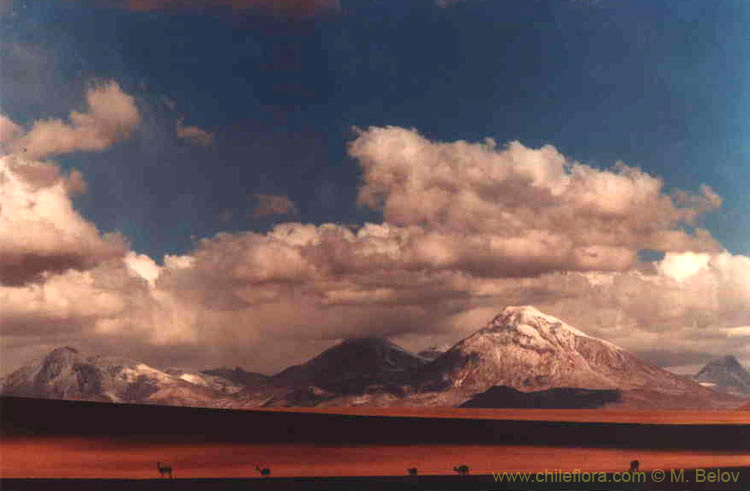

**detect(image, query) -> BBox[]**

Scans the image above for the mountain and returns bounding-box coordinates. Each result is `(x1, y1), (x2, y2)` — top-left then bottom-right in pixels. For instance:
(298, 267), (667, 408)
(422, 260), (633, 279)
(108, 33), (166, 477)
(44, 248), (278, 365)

(695, 355), (750, 396)
(249, 306), (740, 409)
(272, 337), (426, 389)
(256, 337), (428, 407)
(418, 345), (449, 361)
(0, 347), (242, 406)
(422, 306), (695, 392)
(3, 308), (744, 410)
(200, 367), (270, 388)
(414, 306), (741, 409)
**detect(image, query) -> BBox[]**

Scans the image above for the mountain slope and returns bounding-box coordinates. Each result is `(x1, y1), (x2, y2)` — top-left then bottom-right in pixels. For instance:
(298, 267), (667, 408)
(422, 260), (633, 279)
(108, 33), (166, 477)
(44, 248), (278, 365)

(411, 306), (740, 409)
(0, 347), (242, 406)
(695, 355), (750, 396)
(255, 337), (428, 406)
(422, 306), (696, 393)
(272, 337), (427, 390)
(418, 345), (449, 361)
(201, 367), (270, 388)
(3, 308), (743, 410)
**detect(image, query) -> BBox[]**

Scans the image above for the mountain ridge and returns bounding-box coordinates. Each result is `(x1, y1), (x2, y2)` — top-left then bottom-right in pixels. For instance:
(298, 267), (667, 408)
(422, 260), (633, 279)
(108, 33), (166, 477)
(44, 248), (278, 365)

(2, 306), (745, 410)
(0, 347), (242, 407)
(421, 306), (698, 393)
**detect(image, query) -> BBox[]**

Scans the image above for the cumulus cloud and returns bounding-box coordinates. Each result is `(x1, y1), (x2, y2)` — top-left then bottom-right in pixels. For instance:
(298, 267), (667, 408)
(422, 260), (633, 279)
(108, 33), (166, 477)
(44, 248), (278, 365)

(3, 81), (140, 159)
(123, 0), (341, 17)
(2, 126), (747, 375)
(0, 114), (23, 151)
(0, 156), (127, 286)
(5, 218), (748, 374)
(0, 81), (138, 286)
(176, 118), (214, 146)
(350, 126), (721, 276)
(250, 194), (299, 218)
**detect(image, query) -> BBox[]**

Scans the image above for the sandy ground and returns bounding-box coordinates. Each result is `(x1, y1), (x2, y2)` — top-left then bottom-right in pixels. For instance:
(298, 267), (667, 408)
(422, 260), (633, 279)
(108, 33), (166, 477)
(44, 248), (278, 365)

(2, 438), (750, 479)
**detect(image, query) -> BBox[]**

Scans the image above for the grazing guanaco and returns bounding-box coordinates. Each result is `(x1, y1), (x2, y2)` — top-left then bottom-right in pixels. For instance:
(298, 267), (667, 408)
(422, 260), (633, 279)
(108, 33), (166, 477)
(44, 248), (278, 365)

(156, 462), (173, 479)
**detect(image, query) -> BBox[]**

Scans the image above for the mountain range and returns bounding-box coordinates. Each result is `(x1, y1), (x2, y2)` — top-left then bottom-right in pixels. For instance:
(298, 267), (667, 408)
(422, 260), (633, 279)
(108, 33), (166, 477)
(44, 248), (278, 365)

(0, 347), (243, 406)
(1, 306), (746, 410)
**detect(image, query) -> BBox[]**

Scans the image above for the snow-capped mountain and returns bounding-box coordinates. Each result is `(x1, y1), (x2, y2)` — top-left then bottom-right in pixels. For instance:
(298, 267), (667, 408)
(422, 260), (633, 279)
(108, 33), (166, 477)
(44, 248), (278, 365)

(248, 307), (738, 409)
(415, 306), (738, 409)
(695, 355), (750, 396)
(422, 306), (696, 392)
(0, 347), (243, 406)
(2, 307), (744, 410)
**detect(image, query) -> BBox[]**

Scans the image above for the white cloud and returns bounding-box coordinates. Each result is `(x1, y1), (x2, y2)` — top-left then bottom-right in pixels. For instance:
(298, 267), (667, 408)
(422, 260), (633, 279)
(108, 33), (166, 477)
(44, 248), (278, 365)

(350, 127), (721, 275)
(3, 81), (140, 159)
(658, 252), (711, 282)
(124, 252), (161, 287)
(0, 114), (23, 151)
(2, 125), (747, 374)
(0, 156), (127, 286)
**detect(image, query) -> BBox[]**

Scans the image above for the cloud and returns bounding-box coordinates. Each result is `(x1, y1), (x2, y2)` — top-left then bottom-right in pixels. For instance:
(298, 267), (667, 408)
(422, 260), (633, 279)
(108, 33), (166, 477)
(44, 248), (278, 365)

(2, 125), (747, 375)
(3, 81), (140, 159)
(250, 194), (299, 218)
(0, 114), (23, 150)
(122, 0), (341, 17)
(5, 218), (748, 374)
(176, 118), (214, 147)
(0, 156), (127, 286)
(349, 126), (721, 275)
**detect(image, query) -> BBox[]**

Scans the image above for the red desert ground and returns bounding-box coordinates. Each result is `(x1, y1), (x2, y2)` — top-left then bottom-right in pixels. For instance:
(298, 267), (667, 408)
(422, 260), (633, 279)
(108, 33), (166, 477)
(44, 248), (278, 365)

(1, 404), (750, 478)
(0, 440), (749, 479)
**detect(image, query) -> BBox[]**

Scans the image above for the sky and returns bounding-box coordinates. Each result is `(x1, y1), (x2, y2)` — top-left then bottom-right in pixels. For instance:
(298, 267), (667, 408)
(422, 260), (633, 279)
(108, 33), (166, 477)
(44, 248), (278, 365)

(1, 0), (749, 376)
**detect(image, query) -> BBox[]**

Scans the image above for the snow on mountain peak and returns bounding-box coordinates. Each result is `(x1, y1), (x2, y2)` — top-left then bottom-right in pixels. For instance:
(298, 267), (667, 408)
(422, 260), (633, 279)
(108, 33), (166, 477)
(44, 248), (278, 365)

(424, 305), (684, 394)
(0, 347), (245, 404)
(488, 306), (590, 337)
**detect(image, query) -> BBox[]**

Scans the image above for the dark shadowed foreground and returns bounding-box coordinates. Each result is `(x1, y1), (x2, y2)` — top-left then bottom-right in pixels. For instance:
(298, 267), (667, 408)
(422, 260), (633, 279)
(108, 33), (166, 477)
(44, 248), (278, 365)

(3, 396), (749, 448)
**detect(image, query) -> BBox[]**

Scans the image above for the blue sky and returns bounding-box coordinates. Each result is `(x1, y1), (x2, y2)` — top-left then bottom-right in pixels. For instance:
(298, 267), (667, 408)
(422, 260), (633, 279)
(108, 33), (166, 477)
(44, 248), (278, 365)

(3, 0), (748, 259)
(2, 0), (750, 374)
